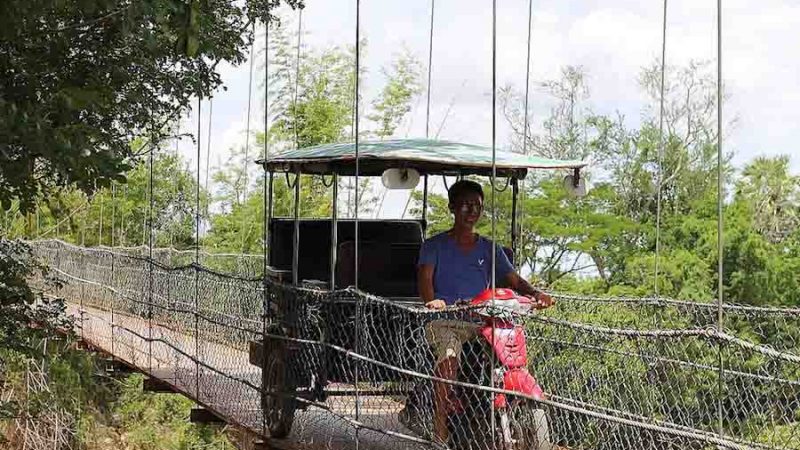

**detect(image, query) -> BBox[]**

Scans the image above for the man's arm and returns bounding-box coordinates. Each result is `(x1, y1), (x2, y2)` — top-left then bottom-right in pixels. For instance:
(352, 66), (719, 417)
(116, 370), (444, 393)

(506, 272), (554, 309)
(418, 264), (446, 309)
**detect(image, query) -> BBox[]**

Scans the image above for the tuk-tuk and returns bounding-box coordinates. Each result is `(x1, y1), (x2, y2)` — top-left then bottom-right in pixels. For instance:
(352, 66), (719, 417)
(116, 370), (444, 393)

(249, 138), (586, 445)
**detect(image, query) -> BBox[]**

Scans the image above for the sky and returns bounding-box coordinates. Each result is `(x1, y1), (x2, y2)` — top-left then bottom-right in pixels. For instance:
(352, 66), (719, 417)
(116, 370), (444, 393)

(173, 0), (800, 217)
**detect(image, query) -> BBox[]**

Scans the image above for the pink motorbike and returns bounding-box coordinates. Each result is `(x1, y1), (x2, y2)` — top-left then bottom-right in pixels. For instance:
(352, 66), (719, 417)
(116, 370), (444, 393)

(402, 288), (554, 450)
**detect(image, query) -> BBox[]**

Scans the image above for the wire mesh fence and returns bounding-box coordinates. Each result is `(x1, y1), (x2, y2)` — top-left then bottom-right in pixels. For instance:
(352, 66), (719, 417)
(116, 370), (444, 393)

(27, 239), (800, 450)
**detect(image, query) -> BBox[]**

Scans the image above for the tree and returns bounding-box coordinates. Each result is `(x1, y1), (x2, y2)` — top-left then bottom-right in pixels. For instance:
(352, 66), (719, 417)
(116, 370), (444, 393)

(205, 174), (333, 254)
(206, 31), (424, 248)
(500, 65), (593, 160)
(269, 25), (359, 149)
(735, 155), (800, 243)
(601, 60), (732, 223)
(2, 148), (206, 249)
(368, 49), (424, 139)
(0, 0), (302, 213)
(212, 145), (251, 211)
(413, 177), (633, 287)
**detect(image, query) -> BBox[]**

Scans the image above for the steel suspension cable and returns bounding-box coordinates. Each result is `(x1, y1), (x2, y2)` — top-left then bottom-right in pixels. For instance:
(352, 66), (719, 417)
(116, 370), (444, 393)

(716, 0), (725, 437)
(401, 0), (435, 222)
(522, 0), (532, 153)
(195, 96), (202, 399)
(110, 182), (116, 356)
(353, 0), (362, 445)
(205, 97), (213, 200)
(111, 183), (116, 249)
(98, 189), (104, 246)
(654, 0), (668, 298)
(293, 10), (303, 151)
(289, 10), (304, 290)
(196, 97), (202, 265)
(147, 141), (155, 374)
(261, 18), (270, 439)
(490, 0), (498, 441)
(241, 24), (256, 253)
(122, 184), (128, 246)
(518, 0), (534, 266)
(425, 0), (435, 139)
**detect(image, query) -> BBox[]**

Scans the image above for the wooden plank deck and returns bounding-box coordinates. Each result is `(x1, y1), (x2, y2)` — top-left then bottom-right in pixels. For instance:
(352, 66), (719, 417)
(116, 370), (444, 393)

(69, 303), (430, 450)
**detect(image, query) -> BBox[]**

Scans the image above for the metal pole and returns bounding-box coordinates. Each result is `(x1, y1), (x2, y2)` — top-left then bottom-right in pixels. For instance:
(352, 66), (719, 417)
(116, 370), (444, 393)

(511, 177), (519, 262)
(267, 172), (274, 265)
(421, 175), (428, 237)
(330, 174), (339, 290)
(292, 170), (301, 285)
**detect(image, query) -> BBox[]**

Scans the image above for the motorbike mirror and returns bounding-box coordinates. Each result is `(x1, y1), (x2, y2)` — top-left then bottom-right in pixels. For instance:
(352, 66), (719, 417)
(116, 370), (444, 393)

(381, 168), (420, 190)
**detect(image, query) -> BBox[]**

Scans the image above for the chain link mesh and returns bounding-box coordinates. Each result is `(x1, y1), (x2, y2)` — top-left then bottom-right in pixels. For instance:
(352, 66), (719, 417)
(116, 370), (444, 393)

(27, 239), (800, 450)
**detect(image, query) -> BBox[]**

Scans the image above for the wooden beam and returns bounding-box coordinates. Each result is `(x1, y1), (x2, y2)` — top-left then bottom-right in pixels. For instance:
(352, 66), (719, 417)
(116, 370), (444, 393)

(103, 359), (135, 375)
(143, 377), (175, 393)
(189, 408), (225, 424)
(253, 439), (297, 450)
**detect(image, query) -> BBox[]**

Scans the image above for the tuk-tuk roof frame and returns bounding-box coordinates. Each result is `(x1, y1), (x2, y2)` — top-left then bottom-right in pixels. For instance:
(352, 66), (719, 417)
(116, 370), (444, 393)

(256, 138), (587, 178)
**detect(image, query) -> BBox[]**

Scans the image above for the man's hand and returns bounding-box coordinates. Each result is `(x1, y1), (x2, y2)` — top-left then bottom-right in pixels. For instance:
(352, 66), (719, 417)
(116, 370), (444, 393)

(533, 291), (555, 309)
(425, 299), (447, 310)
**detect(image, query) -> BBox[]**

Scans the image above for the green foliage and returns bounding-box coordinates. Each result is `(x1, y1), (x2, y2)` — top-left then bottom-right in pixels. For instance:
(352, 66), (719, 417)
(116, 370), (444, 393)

(412, 61), (800, 311)
(270, 28), (359, 148)
(0, 0), (301, 213)
(0, 237), (229, 446)
(2, 339), (234, 449)
(204, 34), (423, 249)
(368, 50), (424, 139)
(1, 150), (206, 249)
(96, 374), (234, 450)
(0, 239), (69, 358)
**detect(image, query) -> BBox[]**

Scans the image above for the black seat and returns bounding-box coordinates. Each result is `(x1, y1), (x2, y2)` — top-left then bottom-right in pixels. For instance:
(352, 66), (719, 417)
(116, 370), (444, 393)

(336, 240), (420, 297)
(268, 219), (424, 286)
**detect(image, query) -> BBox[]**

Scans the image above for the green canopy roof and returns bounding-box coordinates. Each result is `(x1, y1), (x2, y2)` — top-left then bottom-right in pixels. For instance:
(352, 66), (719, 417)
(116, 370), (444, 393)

(257, 138), (586, 178)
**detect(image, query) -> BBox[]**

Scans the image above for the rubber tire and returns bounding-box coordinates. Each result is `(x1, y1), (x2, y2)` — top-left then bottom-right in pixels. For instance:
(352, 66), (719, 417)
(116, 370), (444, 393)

(510, 404), (553, 450)
(261, 339), (297, 438)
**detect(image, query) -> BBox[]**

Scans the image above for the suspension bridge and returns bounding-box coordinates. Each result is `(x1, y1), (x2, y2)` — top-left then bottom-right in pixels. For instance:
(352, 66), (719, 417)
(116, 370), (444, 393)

(26, 238), (800, 450)
(12, 0), (796, 446)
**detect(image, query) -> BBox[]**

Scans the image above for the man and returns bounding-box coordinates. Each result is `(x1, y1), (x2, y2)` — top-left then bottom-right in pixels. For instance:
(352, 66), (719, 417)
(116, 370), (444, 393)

(417, 179), (553, 444)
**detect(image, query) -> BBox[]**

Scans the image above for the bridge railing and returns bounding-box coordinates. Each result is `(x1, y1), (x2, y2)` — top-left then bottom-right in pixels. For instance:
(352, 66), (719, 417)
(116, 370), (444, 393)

(29, 239), (800, 450)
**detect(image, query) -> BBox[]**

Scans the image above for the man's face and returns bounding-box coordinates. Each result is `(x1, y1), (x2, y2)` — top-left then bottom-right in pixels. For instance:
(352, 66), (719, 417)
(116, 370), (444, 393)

(450, 191), (483, 230)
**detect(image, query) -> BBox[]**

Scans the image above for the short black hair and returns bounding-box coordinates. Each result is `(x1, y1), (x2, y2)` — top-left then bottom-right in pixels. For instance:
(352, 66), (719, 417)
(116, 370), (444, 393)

(448, 179), (484, 204)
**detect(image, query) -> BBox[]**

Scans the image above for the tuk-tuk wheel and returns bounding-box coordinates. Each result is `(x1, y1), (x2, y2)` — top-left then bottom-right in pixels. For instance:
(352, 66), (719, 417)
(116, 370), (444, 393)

(261, 335), (297, 438)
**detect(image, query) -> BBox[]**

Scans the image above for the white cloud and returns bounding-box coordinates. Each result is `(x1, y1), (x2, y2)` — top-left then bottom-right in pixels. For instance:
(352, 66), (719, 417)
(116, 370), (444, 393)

(191, 0), (799, 194)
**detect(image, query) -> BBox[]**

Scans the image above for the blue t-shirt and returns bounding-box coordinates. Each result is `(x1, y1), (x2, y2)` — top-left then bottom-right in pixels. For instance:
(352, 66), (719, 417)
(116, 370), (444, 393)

(418, 232), (514, 305)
